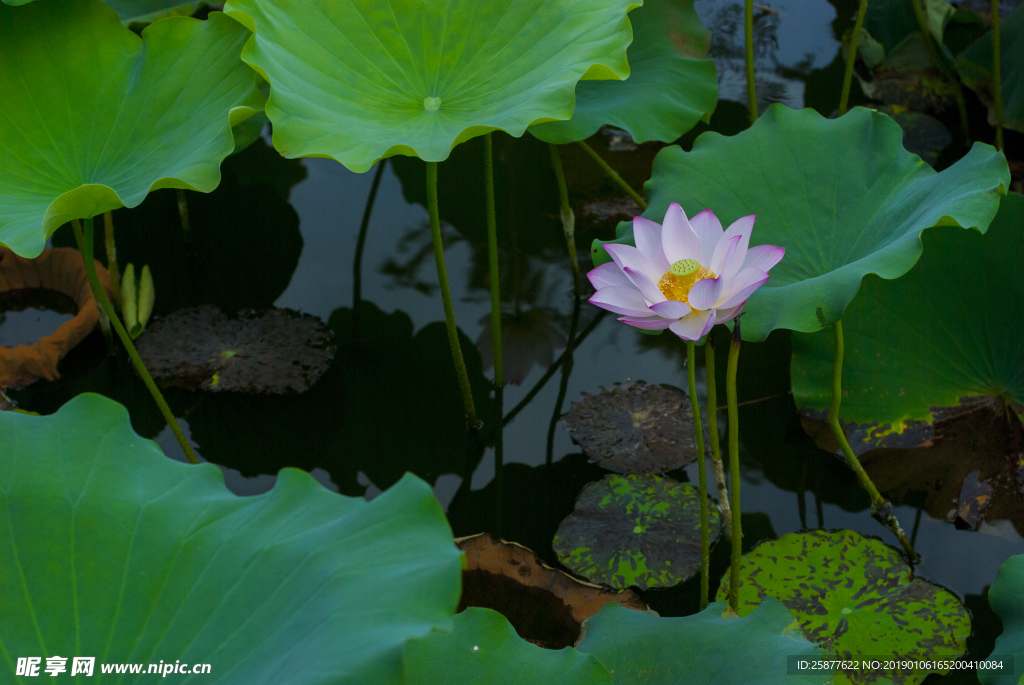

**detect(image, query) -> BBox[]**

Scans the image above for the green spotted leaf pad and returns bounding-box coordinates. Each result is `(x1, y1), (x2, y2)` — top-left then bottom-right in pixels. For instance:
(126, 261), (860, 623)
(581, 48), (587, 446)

(554, 474), (720, 590)
(716, 530), (971, 685)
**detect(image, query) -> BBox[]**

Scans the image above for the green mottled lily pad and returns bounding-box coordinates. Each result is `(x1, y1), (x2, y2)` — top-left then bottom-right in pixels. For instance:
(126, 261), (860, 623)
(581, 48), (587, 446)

(554, 474), (720, 590)
(791, 193), (1024, 428)
(0, 0), (263, 258)
(957, 4), (1024, 133)
(981, 554), (1024, 684)
(576, 599), (833, 684)
(529, 0), (718, 144)
(563, 381), (702, 474)
(403, 608), (614, 684)
(223, 0), (637, 172)
(592, 105), (1009, 342)
(717, 530), (971, 685)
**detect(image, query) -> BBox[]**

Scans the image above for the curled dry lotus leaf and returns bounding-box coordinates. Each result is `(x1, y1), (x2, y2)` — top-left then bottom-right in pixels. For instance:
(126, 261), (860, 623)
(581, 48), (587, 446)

(0, 248), (112, 388)
(222, 0), (638, 172)
(981, 554), (1024, 684)
(0, 0), (263, 258)
(564, 380), (702, 474)
(136, 305), (334, 395)
(592, 105), (1009, 342)
(0, 393), (463, 683)
(716, 530), (971, 685)
(456, 534), (646, 648)
(957, 4), (1024, 133)
(529, 0), (718, 144)
(554, 474), (721, 590)
(792, 193), (1024, 428)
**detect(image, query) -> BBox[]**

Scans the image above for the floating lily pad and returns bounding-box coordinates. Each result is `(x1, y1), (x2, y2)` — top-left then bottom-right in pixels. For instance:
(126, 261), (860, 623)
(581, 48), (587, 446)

(529, 0), (718, 144)
(982, 554), (1024, 684)
(717, 530), (971, 684)
(403, 607), (614, 684)
(958, 4), (1024, 133)
(563, 381), (703, 474)
(576, 599), (833, 685)
(554, 474), (721, 590)
(791, 193), (1024, 428)
(223, 0), (636, 173)
(136, 305), (334, 394)
(0, 0), (263, 258)
(593, 105), (1009, 342)
(0, 393), (463, 682)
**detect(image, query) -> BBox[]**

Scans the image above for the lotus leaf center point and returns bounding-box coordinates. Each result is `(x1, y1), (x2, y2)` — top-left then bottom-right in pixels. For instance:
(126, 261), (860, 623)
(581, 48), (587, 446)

(423, 96), (442, 112)
(841, 607), (853, 615)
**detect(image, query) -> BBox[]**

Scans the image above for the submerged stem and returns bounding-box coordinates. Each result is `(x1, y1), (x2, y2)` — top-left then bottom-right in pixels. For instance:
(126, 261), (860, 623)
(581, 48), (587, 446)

(687, 340), (710, 610)
(575, 141), (647, 210)
(353, 159), (387, 348)
(73, 218), (199, 465)
(839, 0), (870, 116)
(829, 321), (918, 560)
(426, 162), (478, 428)
(745, 0), (758, 123)
(992, 0), (1004, 150)
(705, 334), (732, 535)
(726, 321), (743, 612)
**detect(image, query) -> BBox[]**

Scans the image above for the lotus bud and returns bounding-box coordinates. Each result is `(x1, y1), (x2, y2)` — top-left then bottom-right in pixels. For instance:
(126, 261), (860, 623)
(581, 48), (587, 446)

(121, 263), (138, 335)
(137, 265), (155, 333)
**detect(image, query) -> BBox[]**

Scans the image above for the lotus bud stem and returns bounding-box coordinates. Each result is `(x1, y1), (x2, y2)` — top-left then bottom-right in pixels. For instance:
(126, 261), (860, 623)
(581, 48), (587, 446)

(686, 339), (711, 610)
(103, 211), (121, 310)
(121, 263), (138, 336)
(726, 319), (743, 613)
(705, 334), (732, 535)
(575, 140), (647, 210)
(838, 0), (870, 116)
(484, 133), (504, 534)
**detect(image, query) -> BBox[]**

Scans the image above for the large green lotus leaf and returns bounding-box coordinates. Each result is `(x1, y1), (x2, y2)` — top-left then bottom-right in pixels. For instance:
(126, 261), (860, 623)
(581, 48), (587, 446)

(791, 193), (1024, 428)
(222, 0), (638, 172)
(0, 0), (202, 23)
(957, 4), (1024, 133)
(0, 393), (463, 683)
(529, 0), (717, 144)
(981, 554), (1024, 684)
(575, 599), (831, 684)
(402, 608), (614, 684)
(716, 530), (971, 685)
(591, 105), (1009, 342)
(0, 0), (263, 258)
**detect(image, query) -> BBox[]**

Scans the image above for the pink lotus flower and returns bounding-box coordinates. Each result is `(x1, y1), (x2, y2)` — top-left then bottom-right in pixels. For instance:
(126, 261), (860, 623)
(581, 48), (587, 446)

(588, 203), (784, 340)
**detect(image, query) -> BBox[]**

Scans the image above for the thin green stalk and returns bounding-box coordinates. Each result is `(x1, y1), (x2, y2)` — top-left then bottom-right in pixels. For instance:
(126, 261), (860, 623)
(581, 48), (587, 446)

(494, 385), (504, 537)
(485, 133), (504, 534)
(549, 144), (579, 287)
(830, 321), (918, 560)
(992, 0), (1004, 150)
(103, 211), (122, 310)
(176, 188), (190, 237)
(686, 340), (710, 610)
(705, 334), (732, 535)
(839, 0), (870, 116)
(353, 159), (387, 348)
(745, 0), (758, 123)
(908, 0), (970, 140)
(426, 162), (478, 427)
(72, 218), (199, 465)
(575, 141), (647, 210)
(726, 320), (743, 613)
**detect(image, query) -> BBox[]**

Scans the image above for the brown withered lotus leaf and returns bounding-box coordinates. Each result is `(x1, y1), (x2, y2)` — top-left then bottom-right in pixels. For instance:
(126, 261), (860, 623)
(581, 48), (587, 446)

(0, 247), (112, 388)
(564, 380), (702, 474)
(455, 534), (647, 649)
(136, 305), (334, 395)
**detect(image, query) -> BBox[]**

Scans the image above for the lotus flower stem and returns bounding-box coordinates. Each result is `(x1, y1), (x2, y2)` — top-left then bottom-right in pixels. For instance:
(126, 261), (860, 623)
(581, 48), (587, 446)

(829, 321), (918, 560)
(485, 133), (505, 533)
(549, 144), (580, 289)
(745, 0), (758, 123)
(352, 159), (387, 348)
(705, 334), (732, 536)
(726, 320), (743, 613)
(426, 161), (478, 427)
(838, 0), (870, 116)
(686, 340), (711, 609)
(103, 211), (122, 310)
(908, 0), (970, 140)
(72, 218), (199, 465)
(574, 141), (647, 210)
(992, 0), (1004, 151)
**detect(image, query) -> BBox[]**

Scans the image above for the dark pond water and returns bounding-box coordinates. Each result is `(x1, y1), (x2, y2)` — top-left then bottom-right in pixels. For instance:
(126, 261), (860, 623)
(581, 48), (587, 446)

(4, 0), (1023, 681)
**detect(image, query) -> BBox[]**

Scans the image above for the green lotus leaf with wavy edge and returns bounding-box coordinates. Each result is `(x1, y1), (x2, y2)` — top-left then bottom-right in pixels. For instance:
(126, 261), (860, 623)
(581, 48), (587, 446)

(0, 393), (463, 684)
(980, 554), (1024, 685)
(403, 608), (614, 684)
(716, 530), (971, 685)
(575, 599), (832, 685)
(553, 474), (720, 590)
(790, 193), (1024, 428)
(0, 0), (263, 258)
(222, 0), (638, 173)
(529, 0), (717, 144)
(0, 0), (203, 23)
(591, 105), (1009, 342)
(957, 4), (1024, 133)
